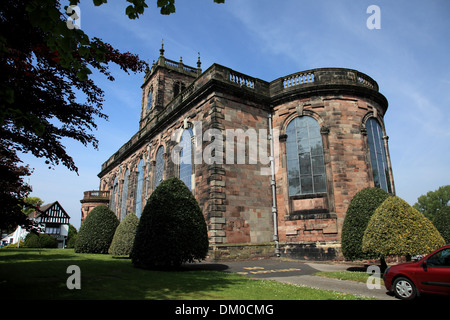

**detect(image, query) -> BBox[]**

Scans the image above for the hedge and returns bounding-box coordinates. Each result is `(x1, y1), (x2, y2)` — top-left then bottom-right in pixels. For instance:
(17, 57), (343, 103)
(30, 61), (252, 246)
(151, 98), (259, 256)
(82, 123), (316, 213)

(75, 205), (119, 254)
(24, 232), (57, 248)
(131, 178), (209, 269)
(341, 187), (390, 260)
(109, 212), (139, 256)
(362, 196), (445, 258)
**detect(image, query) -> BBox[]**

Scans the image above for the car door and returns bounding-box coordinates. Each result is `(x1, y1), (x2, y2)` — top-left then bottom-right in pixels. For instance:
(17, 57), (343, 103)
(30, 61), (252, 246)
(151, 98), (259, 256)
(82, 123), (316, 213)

(416, 248), (450, 295)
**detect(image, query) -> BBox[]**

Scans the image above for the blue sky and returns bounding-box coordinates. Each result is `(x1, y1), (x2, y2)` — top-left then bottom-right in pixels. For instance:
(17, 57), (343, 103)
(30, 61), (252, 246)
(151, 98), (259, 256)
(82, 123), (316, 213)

(20, 0), (450, 229)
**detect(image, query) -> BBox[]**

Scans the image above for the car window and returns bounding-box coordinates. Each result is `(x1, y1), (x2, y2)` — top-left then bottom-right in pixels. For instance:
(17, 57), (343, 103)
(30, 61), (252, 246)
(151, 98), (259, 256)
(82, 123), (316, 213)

(427, 248), (450, 267)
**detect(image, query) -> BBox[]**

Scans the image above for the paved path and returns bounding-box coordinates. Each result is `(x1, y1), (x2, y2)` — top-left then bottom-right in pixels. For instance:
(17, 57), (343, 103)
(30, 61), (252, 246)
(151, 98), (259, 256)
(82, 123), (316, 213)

(185, 259), (397, 300)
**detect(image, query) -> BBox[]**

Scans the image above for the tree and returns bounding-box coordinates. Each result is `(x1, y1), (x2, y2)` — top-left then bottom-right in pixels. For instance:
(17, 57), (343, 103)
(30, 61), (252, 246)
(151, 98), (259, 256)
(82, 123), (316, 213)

(0, 0), (147, 229)
(131, 178), (209, 269)
(0, 143), (32, 231)
(362, 196), (445, 264)
(413, 185), (450, 221)
(66, 223), (78, 248)
(74, 205), (119, 254)
(341, 187), (390, 260)
(22, 197), (44, 215)
(109, 212), (139, 256)
(0, 0), (224, 232)
(433, 206), (450, 244)
(24, 232), (58, 248)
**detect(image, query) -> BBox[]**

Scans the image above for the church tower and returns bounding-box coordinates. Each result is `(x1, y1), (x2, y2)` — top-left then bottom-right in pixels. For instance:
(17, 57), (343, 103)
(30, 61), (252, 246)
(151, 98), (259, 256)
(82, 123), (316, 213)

(139, 42), (202, 130)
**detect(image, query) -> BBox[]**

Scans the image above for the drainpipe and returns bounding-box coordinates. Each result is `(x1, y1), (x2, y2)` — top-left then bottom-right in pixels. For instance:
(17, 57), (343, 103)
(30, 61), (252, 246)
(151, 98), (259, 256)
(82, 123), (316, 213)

(268, 112), (280, 257)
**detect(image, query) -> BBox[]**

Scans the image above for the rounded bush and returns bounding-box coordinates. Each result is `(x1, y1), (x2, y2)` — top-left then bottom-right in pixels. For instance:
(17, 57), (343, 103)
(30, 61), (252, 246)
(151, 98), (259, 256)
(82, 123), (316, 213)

(24, 232), (57, 248)
(109, 212), (139, 256)
(433, 206), (450, 244)
(131, 178), (209, 269)
(362, 196), (445, 257)
(341, 187), (390, 260)
(75, 205), (119, 254)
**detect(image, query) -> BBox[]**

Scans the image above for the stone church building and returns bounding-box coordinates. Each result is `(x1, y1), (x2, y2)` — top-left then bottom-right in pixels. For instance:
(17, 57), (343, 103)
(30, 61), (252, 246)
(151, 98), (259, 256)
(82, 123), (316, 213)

(81, 45), (394, 260)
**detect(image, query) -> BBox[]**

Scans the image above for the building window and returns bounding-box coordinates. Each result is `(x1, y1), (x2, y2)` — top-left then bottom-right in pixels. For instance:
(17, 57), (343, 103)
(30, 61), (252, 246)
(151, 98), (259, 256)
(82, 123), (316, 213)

(154, 146), (164, 189)
(135, 159), (145, 218)
(111, 176), (118, 214)
(45, 225), (60, 235)
(179, 128), (193, 191)
(286, 116), (327, 196)
(366, 118), (391, 193)
(173, 81), (185, 98)
(121, 169), (130, 220)
(146, 88), (153, 111)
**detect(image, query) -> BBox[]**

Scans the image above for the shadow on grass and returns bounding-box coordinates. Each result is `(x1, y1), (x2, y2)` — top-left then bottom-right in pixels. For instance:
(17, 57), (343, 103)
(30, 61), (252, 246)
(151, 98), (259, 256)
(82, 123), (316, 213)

(0, 248), (245, 300)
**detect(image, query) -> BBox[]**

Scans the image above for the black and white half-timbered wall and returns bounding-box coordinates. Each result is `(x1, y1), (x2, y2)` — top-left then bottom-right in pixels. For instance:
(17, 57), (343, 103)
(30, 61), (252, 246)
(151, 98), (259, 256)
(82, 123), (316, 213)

(30, 201), (71, 248)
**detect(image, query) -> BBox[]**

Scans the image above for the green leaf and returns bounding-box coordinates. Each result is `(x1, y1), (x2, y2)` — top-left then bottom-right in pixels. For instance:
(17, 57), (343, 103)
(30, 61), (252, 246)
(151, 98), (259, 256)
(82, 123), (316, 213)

(78, 46), (90, 58)
(93, 0), (107, 6)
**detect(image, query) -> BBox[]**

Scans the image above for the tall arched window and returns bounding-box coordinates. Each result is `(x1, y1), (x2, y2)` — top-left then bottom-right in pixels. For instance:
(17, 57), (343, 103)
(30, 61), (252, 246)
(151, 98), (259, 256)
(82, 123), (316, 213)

(111, 176), (118, 214)
(121, 169), (130, 220)
(135, 159), (145, 218)
(286, 116), (327, 196)
(366, 118), (391, 193)
(179, 128), (193, 190)
(146, 88), (153, 111)
(154, 146), (164, 188)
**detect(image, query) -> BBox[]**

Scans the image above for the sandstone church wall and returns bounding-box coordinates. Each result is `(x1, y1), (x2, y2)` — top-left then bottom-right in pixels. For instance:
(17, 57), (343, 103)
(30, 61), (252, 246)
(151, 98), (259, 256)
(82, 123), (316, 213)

(85, 52), (394, 260)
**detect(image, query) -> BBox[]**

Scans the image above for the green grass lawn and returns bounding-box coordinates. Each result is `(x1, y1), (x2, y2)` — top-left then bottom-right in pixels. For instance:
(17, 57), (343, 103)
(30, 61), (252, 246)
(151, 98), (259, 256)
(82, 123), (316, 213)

(0, 248), (373, 300)
(314, 270), (385, 285)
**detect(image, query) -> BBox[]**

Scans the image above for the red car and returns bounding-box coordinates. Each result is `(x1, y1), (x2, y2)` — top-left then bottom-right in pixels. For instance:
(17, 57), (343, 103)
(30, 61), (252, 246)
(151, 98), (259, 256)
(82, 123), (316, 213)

(383, 245), (450, 300)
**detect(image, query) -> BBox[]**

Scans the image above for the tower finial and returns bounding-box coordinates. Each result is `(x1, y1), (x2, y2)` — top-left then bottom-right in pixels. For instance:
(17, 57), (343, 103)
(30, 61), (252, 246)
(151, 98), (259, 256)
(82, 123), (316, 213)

(160, 39), (165, 57)
(197, 52), (201, 69)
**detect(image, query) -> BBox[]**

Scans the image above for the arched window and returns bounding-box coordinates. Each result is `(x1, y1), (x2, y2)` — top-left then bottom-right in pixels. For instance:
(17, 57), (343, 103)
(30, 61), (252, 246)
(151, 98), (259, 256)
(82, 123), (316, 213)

(121, 169), (130, 220)
(366, 118), (391, 193)
(146, 88), (153, 111)
(135, 159), (145, 218)
(111, 176), (118, 214)
(154, 146), (164, 188)
(179, 128), (193, 190)
(286, 116), (327, 196)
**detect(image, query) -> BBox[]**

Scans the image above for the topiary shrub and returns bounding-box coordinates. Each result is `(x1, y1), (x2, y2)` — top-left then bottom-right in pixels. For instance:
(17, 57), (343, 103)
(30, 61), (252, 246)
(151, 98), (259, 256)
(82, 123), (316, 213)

(67, 234), (77, 249)
(66, 224), (78, 248)
(109, 212), (139, 256)
(341, 187), (390, 260)
(24, 232), (57, 248)
(131, 177), (209, 269)
(75, 205), (119, 254)
(433, 206), (450, 244)
(362, 196), (445, 260)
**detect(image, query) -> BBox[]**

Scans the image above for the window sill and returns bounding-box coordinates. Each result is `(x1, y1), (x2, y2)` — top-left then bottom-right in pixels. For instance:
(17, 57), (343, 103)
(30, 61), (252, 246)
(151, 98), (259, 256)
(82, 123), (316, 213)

(286, 209), (336, 221)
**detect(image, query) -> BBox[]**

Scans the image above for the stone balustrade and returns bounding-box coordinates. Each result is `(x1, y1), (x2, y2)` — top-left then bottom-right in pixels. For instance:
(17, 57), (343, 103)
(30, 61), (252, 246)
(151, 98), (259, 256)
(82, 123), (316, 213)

(100, 64), (381, 173)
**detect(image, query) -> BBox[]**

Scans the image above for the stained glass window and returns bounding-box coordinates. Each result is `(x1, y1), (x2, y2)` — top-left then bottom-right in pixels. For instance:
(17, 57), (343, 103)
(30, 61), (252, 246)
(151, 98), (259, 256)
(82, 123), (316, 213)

(135, 159), (145, 218)
(286, 116), (327, 196)
(121, 169), (130, 220)
(179, 128), (193, 190)
(111, 176), (118, 214)
(154, 146), (164, 188)
(366, 118), (391, 193)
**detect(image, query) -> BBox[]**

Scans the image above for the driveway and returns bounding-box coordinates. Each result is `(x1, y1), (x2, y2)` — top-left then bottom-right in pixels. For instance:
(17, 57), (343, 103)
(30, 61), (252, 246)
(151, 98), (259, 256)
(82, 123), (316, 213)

(185, 259), (397, 300)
